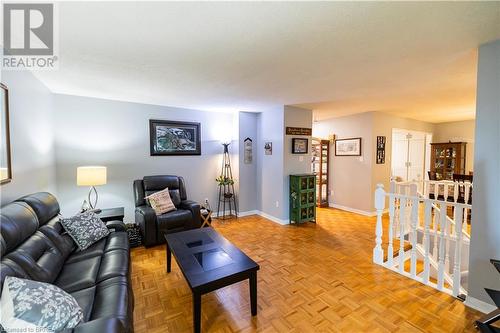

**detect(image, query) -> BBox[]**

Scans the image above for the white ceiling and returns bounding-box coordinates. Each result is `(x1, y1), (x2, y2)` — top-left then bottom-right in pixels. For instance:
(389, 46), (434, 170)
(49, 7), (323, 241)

(33, 1), (500, 123)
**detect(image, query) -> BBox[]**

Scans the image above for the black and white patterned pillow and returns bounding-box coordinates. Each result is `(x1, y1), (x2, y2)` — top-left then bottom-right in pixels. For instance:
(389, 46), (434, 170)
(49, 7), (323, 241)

(60, 211), (109, 251)
(0, 276), (83, 332)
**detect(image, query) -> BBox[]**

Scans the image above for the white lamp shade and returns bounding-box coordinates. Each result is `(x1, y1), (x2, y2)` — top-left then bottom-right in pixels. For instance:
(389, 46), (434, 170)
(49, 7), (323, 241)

(77, 166), (107, 186)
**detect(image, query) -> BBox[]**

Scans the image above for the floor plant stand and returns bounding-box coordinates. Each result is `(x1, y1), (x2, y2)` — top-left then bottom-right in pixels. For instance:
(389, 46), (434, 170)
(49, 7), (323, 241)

(217, 143), (237, 220)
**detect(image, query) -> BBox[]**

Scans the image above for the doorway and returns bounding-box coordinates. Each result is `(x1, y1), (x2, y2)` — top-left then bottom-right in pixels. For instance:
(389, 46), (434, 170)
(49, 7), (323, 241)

(391, 129), (432, 191)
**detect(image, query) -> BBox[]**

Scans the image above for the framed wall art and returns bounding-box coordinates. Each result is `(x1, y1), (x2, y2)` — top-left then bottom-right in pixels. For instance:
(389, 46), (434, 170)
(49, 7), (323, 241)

(292, 138), (308, 154)
(0, 83), (12, 184)
(149, 119), (201, 156)
(335, 137), (362, 156)
(264, 142), (272, 155)
(376, 136), (386, 164)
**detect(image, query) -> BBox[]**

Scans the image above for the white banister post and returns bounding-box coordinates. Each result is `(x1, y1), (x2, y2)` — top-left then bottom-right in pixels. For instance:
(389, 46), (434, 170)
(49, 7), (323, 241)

(373, 184), (385, 265)
(399, 197), (406, 273)
(388, 192), (395, 266)
(452, 206), (464, 297)
(464, 185), (471, 233)
(432, 205), (439, 261)
(410, 192), (419, 278)
(437, 202), (447, 290)
(423, 200), (432, 283)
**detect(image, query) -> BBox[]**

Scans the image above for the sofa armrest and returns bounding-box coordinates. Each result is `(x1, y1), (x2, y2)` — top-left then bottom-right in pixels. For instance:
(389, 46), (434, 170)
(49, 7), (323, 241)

(135, 205), (157, 247)
(179, 200), (201, 229)
(63, 317), (126, 333)
(105, 220), (126, 232)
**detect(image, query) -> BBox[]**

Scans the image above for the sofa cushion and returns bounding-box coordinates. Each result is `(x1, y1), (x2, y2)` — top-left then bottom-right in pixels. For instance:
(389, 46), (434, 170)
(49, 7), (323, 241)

(60, 212), (110, 251)
(0, 202), (39, 253)
(55, 256), (101, 293)
(39, 217), (76, 257)
(157, 210), (192, 232)
(90, 276), (130, 325)
(104, 232), (130, 253)
(5, 231), (67, 283)
(97, 250), (129, 283)
(16, 192), (60, 226)
(0, 276), (83, 332)
(65, 238), (106, 264)
(71, 286), (96, 322)
(169, 189), (181, 207)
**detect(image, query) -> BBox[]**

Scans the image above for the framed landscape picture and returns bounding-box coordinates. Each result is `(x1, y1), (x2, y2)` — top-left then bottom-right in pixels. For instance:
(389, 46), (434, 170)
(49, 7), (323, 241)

(292, 138), (308, 154)
(149, 120), (201, 156)
(335, 137), (362, 156)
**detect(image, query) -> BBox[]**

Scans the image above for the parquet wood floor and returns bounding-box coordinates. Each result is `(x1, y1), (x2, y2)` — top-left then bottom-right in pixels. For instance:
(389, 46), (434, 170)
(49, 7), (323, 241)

(130, 208), (482, 333)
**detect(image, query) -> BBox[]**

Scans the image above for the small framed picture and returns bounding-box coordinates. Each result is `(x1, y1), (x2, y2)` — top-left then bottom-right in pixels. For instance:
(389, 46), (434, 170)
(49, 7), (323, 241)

(264, 142), (272, 155)
(335, 137), (362, 156)
(292, 138), (308, 154)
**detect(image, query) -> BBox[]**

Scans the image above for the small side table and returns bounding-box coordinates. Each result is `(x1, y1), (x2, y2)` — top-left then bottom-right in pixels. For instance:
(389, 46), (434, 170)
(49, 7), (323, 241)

(200, 209), (212, 228)
(96, 207), (125, 222)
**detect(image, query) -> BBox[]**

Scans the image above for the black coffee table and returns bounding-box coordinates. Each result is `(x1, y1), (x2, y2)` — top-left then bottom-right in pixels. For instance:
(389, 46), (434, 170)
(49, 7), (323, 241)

(165, 227), (259, 333)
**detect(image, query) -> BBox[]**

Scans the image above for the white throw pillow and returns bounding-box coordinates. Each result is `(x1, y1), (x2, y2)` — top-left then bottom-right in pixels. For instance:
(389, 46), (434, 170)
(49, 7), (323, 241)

(145, 188), (177, 215)
(0, 276), (83, 333)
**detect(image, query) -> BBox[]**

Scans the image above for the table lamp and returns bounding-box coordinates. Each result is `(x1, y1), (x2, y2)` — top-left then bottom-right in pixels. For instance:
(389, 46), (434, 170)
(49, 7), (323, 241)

(77, 166), (107, 213)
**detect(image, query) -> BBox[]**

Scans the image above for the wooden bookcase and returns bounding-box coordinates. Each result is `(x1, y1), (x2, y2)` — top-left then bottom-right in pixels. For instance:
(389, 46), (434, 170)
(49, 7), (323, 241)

(289, 174), (316, 224)
(430, 142), (467, 180)
(311, 138), (330, 207)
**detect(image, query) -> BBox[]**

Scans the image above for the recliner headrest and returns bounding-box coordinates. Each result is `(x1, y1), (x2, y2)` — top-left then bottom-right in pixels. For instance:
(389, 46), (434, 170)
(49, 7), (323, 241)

(0, 202), (39, 253)
(16, 192), (60, 226)
(143, 175), (180, 191)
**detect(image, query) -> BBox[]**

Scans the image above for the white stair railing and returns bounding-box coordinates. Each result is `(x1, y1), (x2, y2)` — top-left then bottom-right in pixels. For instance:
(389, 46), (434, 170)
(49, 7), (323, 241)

(373, 183), (472, 297)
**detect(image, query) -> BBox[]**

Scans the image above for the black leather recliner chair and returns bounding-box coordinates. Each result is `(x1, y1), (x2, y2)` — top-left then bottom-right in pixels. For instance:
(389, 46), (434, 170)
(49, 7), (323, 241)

(133, 175), (201, 247)
(0, 192), (133, 333)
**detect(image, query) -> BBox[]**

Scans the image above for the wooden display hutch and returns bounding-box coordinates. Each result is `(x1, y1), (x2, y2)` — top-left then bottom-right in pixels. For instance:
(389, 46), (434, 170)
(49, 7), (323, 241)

(311, 138), (330, 207)
(430, 142), (467, 180)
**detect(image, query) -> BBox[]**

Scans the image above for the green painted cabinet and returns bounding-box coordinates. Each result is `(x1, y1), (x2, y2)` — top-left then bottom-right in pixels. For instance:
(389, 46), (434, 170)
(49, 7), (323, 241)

(289, 174), (316, 224)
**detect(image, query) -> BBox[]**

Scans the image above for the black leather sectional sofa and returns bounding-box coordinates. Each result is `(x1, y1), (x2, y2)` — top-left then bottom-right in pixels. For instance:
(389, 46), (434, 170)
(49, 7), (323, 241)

(0, 192), (133, 333)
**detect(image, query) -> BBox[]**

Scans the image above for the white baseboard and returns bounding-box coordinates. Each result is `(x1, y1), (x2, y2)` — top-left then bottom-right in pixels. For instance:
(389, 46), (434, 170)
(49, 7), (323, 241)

(238, 210), (259, 217)
(212, 209), (288, 225)
(255, 210), (289, 225)
(328, 203), (378, 217)
(464, 295), (497, 314)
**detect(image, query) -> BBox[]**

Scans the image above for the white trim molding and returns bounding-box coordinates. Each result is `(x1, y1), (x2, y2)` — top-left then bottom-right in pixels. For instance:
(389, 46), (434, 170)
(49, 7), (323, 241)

(256, 211), (288, 225)
(213, 210), (288, 225)
(328, 203), (378, 217)
(464, 295), (497, 314)
(238, 210), (259, 217)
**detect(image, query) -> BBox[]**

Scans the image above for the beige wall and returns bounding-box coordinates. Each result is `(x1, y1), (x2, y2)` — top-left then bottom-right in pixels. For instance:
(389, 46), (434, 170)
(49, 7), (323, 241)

(313, 111), (434, 214)
(372, 112), (435, 202)
(433, 120), (475, 173)
(313, 112), (374, 213)
(313, 111), (476, 215)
